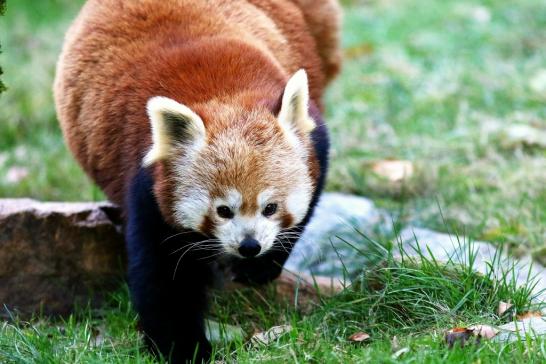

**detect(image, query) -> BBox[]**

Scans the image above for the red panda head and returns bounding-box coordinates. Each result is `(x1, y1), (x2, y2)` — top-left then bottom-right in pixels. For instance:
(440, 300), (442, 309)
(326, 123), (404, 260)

(143, 70), (317, 258)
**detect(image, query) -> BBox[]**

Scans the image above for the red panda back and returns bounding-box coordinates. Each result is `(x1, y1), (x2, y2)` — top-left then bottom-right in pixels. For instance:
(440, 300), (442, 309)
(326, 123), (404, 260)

(54, 0), (339, 205)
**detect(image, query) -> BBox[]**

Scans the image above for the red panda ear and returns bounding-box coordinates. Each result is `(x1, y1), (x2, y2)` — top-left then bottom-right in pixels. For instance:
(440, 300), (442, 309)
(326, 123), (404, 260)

(278, 69), (316, 135)
(143, 96), (206, 166)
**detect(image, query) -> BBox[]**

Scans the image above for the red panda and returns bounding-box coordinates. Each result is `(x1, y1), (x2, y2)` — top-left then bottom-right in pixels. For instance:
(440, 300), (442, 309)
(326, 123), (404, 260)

(54, 0), (341, 362)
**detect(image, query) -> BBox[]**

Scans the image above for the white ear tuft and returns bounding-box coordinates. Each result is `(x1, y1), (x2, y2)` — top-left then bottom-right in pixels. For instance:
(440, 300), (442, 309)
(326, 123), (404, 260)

(143, 96), (206, 166)
(278, 69), (316, 135)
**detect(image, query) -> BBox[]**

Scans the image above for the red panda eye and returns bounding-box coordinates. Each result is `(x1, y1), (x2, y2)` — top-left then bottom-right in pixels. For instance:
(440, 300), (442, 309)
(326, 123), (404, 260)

(216, 205), (234, 219)
(262, 203), (278, 217)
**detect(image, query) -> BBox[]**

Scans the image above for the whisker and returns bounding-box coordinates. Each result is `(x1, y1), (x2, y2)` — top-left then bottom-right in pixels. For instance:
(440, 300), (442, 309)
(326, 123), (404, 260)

(161, 230), (202, 245)
(169, 239), (220, 256)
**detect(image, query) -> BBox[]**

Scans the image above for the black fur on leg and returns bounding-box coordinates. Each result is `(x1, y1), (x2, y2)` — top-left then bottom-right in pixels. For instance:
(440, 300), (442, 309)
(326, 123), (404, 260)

(125, 168), (213, 363)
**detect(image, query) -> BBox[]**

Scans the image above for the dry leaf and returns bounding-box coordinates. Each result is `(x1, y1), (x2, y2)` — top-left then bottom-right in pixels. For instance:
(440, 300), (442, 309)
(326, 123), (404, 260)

(348, 332), (370, 342)
(371, 160), (414, 183)
(345, 43), (374, 59)
(516, 311), (543, 320)
(498, 301), (513, 316)
(446, 324), (500, 348)
(469, 325), (499, 339)
(445, 327), (474, 348)
(251, 325), (291, 346)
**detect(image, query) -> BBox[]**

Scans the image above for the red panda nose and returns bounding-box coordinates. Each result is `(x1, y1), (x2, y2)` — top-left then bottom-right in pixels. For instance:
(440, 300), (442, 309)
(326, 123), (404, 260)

(238, 236), (261, 258)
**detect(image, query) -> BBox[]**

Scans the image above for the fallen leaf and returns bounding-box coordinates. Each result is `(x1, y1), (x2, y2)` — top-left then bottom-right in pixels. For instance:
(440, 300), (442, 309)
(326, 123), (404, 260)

(251, 325), (292, 346)
(371, 160), (414, 183)
(498, 301), (513, 316)
(345, 43), (374, 59)
(469, 325), (499, 339)
(516, 311), (543, 320)
(445, 327), (474, 348)
(348, 332), (370, 342)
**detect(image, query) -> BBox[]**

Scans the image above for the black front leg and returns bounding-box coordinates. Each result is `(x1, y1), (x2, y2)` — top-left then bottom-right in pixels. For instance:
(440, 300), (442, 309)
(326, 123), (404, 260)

(125, 168), (212, 363)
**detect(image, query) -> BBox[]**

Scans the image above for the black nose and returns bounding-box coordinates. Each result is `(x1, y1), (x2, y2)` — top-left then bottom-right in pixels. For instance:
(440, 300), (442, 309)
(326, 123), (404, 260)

(238, 236), (261, 258)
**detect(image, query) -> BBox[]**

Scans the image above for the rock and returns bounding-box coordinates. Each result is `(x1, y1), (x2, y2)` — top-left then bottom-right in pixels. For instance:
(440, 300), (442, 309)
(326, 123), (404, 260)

(288, 193), (546, 303)
(398, 227), (546, 302)
(0, 199), (125, 318)
(222, 271), (344, 312)
(3, 191), (546, 318)
(272, 271), (343, 311)
(494, 317), (546, 342)
(286, 192), (387, 276)
(0, 197), (343, 317)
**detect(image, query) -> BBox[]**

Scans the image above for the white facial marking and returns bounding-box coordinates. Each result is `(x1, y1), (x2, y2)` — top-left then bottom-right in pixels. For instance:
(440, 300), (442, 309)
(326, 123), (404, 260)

(214, 188), (281, 258)
(174, 188), (210, 230)
(215, 189), (242, 211)
(257, 188), (276, 208)
(287, 183), (312, 225)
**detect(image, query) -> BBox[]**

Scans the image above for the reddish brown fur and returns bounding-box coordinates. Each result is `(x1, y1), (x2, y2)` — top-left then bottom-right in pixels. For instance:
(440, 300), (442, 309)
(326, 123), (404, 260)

(54, 0), (341, 220)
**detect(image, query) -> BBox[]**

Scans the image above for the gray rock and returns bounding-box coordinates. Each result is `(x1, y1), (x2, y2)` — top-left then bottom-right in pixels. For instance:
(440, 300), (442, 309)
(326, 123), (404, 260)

(494, 317), (546, 342)
(399, 227), (546, 303)
(2, 191), (545, 318)
(286, 192), (389, 276)
(288, 193), (546, 303)
(0, 199), (125, 318)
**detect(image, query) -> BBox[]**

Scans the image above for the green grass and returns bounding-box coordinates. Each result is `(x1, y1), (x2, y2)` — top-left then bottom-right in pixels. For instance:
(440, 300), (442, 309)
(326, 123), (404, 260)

(326, 0), (546, 255)
(1, 0), (546, 362)
(0, 0), (100, 201)
(2, 236), (545, 363)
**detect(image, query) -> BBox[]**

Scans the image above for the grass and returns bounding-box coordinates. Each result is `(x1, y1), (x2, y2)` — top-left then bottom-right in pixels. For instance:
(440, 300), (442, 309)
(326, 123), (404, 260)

(2, 235), (545, 363)
(1, 0), (546, 362)
(327, 0), (546, 256)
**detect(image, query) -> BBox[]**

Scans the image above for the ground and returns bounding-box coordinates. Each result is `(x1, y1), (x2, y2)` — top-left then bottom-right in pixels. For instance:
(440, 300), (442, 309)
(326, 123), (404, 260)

(1, 0), (546, 362)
